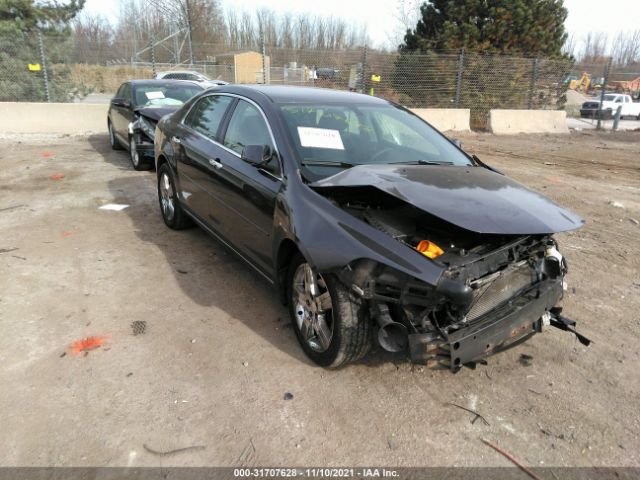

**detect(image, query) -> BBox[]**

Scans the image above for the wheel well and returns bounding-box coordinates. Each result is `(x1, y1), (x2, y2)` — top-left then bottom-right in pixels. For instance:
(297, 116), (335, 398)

(276, 239), (300, 305)
(156, 154), (168, 173)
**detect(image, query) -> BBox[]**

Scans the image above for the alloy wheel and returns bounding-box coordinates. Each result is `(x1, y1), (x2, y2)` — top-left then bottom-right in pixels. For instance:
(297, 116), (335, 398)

(159, 172), (175, 222)
(130, 136), (140, 167)
(291, 263), (334, 352)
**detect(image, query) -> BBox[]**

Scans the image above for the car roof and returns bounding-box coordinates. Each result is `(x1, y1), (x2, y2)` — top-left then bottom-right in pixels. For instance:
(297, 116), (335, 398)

(157, 70), (200, 75)
(208, 84), (389, 105)
(129, 79), (204, 88)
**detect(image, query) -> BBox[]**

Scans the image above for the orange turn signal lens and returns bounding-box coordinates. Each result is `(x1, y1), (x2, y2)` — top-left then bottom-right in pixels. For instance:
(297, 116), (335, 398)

(416, 240), (444, 259)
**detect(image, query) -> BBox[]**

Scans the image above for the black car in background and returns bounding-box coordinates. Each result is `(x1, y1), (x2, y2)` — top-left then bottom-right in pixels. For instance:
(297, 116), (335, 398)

(153, 85), (588, 370)
(108, 80), (204, 170)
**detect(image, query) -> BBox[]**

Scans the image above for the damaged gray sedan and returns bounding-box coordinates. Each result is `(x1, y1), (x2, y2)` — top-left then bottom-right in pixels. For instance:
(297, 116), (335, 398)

(154, 85), (589, 371)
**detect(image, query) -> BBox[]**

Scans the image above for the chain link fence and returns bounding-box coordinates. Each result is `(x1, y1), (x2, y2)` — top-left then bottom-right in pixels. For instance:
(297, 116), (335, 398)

(7, 32), (640, 129)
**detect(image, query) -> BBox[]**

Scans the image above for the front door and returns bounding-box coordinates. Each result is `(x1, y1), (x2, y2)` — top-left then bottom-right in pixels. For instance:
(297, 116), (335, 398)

(112, 82), (133, 143)
(207, 99), (282, 276)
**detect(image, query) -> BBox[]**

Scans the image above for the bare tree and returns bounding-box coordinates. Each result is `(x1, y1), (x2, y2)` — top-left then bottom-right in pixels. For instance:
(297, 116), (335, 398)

(387, 0), (421, 50)
(580, 31), (609, 62)
(562, 33), (576, 58)
(72, 0), (370, 67)
(221, 8), (367, 51)
(72, 13), (116, 63)
(279, 12), (294, 49)
(610, 30), (640, 66)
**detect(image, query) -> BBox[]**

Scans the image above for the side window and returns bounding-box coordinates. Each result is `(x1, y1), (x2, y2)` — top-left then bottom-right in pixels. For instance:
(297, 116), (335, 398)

(184, 95), (233, 141)
(223, 100), (274, 155)
(121, 84), (132, 102)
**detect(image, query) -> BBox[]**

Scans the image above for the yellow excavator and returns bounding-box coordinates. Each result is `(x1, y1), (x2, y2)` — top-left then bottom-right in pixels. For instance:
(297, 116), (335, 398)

(569, 72), (591, 92)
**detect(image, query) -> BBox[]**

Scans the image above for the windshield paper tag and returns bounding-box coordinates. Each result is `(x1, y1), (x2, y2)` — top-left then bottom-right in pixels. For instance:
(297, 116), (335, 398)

(298, 127), (344, 150)
(145, 91), (165, 99)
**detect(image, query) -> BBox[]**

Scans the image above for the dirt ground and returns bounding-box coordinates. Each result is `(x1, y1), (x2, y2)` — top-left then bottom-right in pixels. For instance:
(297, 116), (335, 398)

(0, 130), (639, 469)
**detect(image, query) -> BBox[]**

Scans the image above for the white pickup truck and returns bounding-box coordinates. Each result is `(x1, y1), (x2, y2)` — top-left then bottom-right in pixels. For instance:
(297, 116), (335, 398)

(580, 94), (640, 120)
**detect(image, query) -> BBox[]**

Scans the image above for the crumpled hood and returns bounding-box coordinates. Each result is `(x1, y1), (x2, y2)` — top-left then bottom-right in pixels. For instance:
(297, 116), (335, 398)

(136, 106), (179, 122)
(310, 164), (584, 235)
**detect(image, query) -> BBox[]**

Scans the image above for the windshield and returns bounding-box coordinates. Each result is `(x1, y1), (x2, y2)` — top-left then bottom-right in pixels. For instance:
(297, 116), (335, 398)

(279, 103), (472, 178)
(602, 94), (617, 102)
(133, 84), (203, 107)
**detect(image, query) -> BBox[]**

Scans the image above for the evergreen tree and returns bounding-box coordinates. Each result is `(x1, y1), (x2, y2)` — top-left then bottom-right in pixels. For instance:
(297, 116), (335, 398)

(401, 0), (568, 57)
(0, 0), (85, 101)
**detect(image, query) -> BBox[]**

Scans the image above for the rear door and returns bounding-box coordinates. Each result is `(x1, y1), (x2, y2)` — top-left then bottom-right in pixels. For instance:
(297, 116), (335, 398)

(174, 94), (235, 224)
(209, 98), (282, 276)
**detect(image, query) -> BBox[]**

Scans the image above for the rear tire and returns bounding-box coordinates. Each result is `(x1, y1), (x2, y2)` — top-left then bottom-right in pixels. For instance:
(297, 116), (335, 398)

(287, 254), (371, 368)
(157, 163), (192, 229)
(108, 120), (123, 150)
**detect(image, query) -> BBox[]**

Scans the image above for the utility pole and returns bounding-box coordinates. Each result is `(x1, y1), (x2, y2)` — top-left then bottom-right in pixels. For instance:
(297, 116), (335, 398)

(37, 30), (50, 102)
(596, 58), (612, 130)
(184, 0), (194, 67)
(150, 36), (157, 77)
(261, 41), (267, 84)
(359, 45), (368, 94)
(528, 56), (539, 109)
(454, 49), (464, 107)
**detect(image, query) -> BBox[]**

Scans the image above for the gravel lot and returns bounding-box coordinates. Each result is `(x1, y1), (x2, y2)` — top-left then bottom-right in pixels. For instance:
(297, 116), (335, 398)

(1, 130), (639, 469)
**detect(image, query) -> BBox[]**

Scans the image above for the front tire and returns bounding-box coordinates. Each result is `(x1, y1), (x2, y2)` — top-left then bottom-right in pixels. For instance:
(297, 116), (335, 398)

(157, 163), (192, 229)
(129, 135), (151, 171)
(287, 254), (371, 368)
(108, 120), (123, 150)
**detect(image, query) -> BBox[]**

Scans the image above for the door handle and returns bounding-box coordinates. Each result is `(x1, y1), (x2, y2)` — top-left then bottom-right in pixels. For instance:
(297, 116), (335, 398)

(171, 136), (181, 144)
(208, 158), (223, 170)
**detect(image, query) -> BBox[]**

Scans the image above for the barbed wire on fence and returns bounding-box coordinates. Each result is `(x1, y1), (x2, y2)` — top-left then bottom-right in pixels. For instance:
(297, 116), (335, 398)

(2, 32), (639, 128)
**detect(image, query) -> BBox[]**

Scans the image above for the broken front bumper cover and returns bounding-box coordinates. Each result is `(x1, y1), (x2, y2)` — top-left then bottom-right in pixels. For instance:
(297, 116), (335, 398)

(408, 280), (589, 371)
(135, 140), (154, 157)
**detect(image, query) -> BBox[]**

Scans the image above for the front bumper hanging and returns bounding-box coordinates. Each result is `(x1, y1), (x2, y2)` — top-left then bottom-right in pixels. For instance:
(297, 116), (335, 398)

(408, 283), (591, 371)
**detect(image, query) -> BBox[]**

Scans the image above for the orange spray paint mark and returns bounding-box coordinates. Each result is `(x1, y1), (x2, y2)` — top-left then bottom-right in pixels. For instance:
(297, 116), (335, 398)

(62, 231), (74, 237)
(51, 173), (65, 181)
(70, 336), (106, 355)
(41, 151), (55, 158)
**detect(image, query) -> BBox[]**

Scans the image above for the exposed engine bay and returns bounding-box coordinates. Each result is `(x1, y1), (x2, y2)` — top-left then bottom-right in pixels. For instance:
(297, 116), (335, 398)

(313, 185), (591, 371)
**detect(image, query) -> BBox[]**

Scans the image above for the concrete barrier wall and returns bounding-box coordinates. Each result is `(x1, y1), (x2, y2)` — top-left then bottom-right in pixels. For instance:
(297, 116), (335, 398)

(1, 103), (569, 136)
(410, 108), (471, 132)
(0, 103), (108, 134)
(488, 109), (568, 134)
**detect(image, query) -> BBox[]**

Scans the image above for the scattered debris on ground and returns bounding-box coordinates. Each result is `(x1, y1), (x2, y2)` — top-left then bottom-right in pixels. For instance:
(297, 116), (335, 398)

(143, 444), (206, 456)
(447, 402), (490, 426)
(481, 438), (541, 480)
(69, 336), (106, 355)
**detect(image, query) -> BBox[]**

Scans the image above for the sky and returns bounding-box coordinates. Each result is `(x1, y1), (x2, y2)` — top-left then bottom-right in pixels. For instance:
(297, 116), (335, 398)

(84, 0), (640, 51)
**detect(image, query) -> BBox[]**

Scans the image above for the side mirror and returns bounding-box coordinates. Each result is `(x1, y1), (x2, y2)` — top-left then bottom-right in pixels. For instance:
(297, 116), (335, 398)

(111, 97), (130, 108)
(242, 144), (272, 166)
